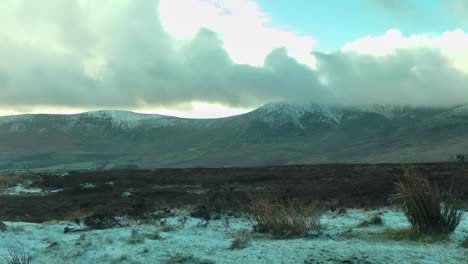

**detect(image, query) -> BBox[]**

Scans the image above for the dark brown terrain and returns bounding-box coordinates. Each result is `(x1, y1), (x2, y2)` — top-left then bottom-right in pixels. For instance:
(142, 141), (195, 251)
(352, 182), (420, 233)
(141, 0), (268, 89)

(1, 162), (467, 223)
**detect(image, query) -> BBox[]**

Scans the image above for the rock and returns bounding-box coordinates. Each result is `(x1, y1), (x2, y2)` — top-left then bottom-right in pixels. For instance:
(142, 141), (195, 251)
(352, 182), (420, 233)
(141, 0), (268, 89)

(64, 224), (82, 233)
(0, 221), (7, 232)
(120, 192), (132, 198)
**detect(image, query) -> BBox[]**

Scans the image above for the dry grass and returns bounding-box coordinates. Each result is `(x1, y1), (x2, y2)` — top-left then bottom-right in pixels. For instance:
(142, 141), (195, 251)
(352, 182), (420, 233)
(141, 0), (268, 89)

(356, 213), (383, 228)
(374, 228), (449, 243)
(390, 166), (464, 235)
(162, 254), (215, 264)
(250, 196), (324, 238)
(2, 238), (32, 264)
(229, 230), (252, 250)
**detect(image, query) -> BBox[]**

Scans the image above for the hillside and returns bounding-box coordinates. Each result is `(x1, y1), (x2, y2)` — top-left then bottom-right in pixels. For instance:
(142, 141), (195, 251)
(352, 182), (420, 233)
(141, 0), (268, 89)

(1, 102), (468, 172)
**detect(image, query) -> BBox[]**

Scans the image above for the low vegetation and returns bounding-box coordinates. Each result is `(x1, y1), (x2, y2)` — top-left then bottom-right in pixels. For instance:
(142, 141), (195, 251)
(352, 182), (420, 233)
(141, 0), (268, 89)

(2, 239), (32, 264)
(127, 229), (145, 245)
(356, 213), (383, 228)
(162, 254), (215, 264)
(84, 211), (121, 230)
(250, 196), (324, 238)
(375, 228), (449, 243)
(462, 237), (468, 249)
(229, 230), (252, 250)
(390, 166), (464, 235)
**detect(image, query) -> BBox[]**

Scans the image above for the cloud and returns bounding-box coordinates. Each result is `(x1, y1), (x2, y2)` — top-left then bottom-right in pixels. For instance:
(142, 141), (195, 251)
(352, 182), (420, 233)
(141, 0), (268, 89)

(0, 0), (468, 114)
(315, 48), (468, 106)
(158, 0), (317, 67)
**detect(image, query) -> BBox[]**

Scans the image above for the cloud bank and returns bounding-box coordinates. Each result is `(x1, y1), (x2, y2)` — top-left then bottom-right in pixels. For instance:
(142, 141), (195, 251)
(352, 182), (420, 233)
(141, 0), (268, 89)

(0, 0), (468, 114)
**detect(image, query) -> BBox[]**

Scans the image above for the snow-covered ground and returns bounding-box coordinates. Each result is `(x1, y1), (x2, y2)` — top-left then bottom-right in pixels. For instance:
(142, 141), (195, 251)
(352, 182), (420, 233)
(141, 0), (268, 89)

(0, 208), (466, 264)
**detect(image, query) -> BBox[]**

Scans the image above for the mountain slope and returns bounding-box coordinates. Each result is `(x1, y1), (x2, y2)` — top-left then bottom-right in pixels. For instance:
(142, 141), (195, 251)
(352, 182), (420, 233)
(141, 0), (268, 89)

(1, 103), (468, 172)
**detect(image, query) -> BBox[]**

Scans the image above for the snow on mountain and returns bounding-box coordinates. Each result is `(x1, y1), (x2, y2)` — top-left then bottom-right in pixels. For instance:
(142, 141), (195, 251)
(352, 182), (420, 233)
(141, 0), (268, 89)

(450, 105), (468, 117)
(355, 104), (408, 120)
(80, 110), (176, 129)
(0, 114), (34, 125)
(253, 102), (342, 128)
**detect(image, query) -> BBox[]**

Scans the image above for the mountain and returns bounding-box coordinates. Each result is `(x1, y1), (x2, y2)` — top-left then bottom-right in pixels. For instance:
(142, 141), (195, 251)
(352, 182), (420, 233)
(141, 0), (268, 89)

(1, 102), (468, 172)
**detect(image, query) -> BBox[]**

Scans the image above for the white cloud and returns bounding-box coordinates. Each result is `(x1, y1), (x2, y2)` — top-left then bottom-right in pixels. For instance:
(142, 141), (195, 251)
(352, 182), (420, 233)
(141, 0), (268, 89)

(342, 29), (468, 73)
(158, 0), (317, 68)
(1, 0), (468, 118)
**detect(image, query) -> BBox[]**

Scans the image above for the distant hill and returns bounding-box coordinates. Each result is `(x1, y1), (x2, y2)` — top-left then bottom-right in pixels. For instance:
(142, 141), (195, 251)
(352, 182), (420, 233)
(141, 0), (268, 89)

(1, 102), (468, 172)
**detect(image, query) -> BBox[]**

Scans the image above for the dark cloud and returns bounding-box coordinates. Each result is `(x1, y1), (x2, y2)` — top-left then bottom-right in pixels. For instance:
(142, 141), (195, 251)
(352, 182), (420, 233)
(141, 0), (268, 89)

(0, 0), (467, 112)
(314, 48), (468, 106)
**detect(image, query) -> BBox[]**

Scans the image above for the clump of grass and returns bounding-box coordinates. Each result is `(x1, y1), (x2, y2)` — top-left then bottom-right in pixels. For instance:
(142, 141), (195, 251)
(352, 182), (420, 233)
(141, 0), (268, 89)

(250, 196), (324, 239)
(2, 238), (32, 264)
(389, 166), (464, 235)
(128, 229), (145, 245)
(229, 237), (250, 250)
(162, 254), (215, 264)
(229, 231), (252, 250)
(84, 211), (121, 230)
(159, 225), (177, 232)
(147, 230), (161, 240)
(356, 213), (383, 228)
(375, 228), (448, 243)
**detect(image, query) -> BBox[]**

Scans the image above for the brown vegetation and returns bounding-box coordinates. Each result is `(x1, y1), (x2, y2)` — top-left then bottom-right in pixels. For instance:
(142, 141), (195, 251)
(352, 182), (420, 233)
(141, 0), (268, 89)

(250, 196), (324, 238)
(390, 166), (464, 234)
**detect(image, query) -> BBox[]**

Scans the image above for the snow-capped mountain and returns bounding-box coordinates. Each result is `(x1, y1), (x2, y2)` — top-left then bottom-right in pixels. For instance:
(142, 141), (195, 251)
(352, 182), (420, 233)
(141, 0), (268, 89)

(1, 102), (468, 172)
(249, 102), (342, 128)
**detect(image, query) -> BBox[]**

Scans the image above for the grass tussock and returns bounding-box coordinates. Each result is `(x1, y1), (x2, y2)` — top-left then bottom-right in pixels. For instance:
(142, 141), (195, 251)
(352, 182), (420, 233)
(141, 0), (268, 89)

(250, 196), (324, 238)
(127, 229), (145, 245)
(2, 239), (32, 264)
(356, 213), (384, 228)
(229, 237), (250, 250)
(390, 166), (464, 235)
(229, 230), (252, 250)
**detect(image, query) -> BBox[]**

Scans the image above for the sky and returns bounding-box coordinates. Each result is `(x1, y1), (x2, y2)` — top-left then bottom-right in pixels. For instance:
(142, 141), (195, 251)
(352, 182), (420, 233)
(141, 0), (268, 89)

(1, 0), (468, 118)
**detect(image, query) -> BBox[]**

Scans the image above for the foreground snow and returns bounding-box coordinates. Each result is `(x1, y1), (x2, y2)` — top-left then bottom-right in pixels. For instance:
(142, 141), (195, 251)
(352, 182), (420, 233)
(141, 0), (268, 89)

(0, 208), (466, 264)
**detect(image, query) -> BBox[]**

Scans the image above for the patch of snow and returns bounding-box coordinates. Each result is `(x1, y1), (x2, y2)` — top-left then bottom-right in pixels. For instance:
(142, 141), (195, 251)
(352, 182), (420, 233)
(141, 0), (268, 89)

(257, 102), (342, 128)
(451, 105), (468, 117)
(358, 104), (408, 120)
(2, 184), (63, 196)
(80, 110), (182, 129)
(0, 114), (34, 126)
(0, 208), (466, 263)
(80, 183), (96, 189)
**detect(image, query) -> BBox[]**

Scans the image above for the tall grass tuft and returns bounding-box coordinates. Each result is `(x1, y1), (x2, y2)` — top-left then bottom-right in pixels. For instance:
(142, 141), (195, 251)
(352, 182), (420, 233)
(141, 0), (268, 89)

(2, 238), (32, 264)
(390, 166), (464, 235)
(250, 196), (324, 238)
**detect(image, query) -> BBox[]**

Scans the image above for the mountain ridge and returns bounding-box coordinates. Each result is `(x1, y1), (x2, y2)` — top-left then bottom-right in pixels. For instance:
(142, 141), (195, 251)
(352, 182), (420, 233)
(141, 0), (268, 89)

(1, 102), (468, 172)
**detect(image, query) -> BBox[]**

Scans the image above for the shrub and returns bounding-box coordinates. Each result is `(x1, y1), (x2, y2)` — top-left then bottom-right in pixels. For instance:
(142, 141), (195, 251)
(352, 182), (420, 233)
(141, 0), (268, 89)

(2, 238), (32, 264)
(84, 211), (121, 230)
(250, 197), (324, 238)
(190, 205), (212, 220)
(390, 166), (464, 235)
